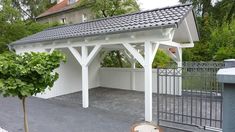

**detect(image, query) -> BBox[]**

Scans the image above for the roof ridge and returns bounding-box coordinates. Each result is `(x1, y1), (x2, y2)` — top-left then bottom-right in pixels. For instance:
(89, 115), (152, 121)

(45, 3), (193, 31)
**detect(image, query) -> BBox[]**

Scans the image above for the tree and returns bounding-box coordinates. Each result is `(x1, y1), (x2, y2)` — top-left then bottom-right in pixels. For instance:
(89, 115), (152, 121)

(214, 47), (235, 61)
(0, 0), (60, 53)
(152, 50), (172, 68)
(78, 0), (140, 67)
(179, 0), (213, 18)
(0, 51), (66, 132)
(11, 0), (56, 21)
(78, 0), (140, 18)
(180, 0), (235, 61)
(212, 0), (235, 25)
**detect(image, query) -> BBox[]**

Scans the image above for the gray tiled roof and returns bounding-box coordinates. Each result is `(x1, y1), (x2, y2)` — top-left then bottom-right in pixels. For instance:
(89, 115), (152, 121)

(11, 4), (193, 45)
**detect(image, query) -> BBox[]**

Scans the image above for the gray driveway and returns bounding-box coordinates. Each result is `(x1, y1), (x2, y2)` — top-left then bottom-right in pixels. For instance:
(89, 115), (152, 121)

(0, 96), (139, 132)
(0, 87), (213, 132)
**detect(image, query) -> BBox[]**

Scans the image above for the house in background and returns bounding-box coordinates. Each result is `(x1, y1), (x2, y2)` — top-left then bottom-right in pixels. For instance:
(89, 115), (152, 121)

(36, 0), (92, 24)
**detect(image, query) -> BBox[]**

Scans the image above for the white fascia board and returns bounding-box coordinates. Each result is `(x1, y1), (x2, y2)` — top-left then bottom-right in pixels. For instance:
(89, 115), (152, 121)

(14, 29), (172, 51)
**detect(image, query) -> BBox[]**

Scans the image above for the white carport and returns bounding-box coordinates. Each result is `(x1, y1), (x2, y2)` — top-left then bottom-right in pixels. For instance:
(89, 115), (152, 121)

(10, 4), (199, 122)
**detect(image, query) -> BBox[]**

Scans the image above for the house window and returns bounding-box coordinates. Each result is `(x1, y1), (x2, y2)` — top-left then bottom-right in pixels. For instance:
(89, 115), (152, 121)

(69, 0), (76, 4)
(82, 14), (87, 22)
(61, 17), (66, 24)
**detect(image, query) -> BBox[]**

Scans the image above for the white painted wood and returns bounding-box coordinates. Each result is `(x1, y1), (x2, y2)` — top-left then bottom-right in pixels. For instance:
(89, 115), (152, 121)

(184, 18), (193, 44)
(122, 50), (137, 91)
(122, 43), (145, 67)
(158, 41), (181, 48)
(144, 41), (153, 122)
(122, 50), (134, 63)
(181, 43), (194, 48)
(99, 68), (182, 95)
(14, 29), (172, 51)
(131, 62), (136, 90)
(68, 47), (82, 65)
(151, 42), (159, 63)
(176, 47), (182, 95)
(82, 46), (89, 108)
(85, 45), (102, 66)
(175, 47), (182, 62)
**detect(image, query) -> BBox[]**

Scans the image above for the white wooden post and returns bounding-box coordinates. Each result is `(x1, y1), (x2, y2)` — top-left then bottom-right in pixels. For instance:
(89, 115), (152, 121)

(144, 41), (153, 122)
(123, 42), (157, 122)
(176, 47), (182, 95)
(69, 45), (101, 108)
(82, 46), (89, 108)
(131, 61), (136, 90)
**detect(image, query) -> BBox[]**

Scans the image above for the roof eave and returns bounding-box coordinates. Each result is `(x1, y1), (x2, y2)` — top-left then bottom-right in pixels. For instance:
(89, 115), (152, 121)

(10, 24), (178, 46)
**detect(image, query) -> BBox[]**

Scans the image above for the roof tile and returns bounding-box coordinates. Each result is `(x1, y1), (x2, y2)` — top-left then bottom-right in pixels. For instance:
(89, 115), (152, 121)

(11, 4), (193, 45)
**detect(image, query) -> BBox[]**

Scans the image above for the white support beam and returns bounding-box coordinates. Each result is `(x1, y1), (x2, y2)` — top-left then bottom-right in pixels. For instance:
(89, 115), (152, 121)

(122, 43), (145, 67)
(69, 46), (90, 108)
(181, 43), (194, 48)
(144, 41), (153, 122)
(68, 47), (82, 65)
(122, 50), (134, 63)
(84, 45), (102, 66)
(158, 41), (181, 48)
(23, 33), (171, 52)
(151, 42), (159, 63)
(131, 61), (136, 91)
(81, 46), (89, 108)
(175, 47), (182, 63)
(184, 18), (193, 44)
(176, 47), (182, 95)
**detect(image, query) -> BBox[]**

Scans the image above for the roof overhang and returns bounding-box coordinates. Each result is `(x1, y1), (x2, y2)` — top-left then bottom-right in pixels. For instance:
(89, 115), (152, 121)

(10, 4), (199, 49)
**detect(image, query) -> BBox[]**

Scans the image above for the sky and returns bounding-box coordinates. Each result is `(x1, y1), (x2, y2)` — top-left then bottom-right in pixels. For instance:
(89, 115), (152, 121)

(137, 0), (180, 10)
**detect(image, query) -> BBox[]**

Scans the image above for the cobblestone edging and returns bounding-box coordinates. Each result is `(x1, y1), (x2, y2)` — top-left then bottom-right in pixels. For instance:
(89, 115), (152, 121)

(0, 127), (8, 132)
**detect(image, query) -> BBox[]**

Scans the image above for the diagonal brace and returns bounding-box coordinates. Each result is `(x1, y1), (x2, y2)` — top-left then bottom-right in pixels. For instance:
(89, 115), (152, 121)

(122, 43), (145, 67)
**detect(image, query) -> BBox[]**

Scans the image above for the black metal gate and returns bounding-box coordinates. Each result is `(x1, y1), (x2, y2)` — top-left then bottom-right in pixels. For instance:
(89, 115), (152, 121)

(156, 62), (224, 131)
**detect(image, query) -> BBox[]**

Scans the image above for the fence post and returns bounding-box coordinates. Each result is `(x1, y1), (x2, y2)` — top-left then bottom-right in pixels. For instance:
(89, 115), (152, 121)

(217, 59), (235, 132)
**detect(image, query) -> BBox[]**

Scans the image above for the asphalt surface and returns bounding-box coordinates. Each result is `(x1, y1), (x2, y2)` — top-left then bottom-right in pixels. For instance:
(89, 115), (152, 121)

(0, 88), (215, 132)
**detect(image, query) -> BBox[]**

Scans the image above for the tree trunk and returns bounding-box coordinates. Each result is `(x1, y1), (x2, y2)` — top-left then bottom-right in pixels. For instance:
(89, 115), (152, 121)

(22, 97), (29, 132)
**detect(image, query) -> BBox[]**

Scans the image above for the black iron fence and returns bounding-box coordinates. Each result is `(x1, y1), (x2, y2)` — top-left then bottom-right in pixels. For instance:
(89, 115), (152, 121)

(156, 62), (224, 130)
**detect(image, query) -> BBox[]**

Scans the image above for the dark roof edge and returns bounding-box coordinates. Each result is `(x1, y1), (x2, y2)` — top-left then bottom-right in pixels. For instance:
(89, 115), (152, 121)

(174, 4), (193, 28)
(45, 3), (193, 31)
(10, 23), (177, 46)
